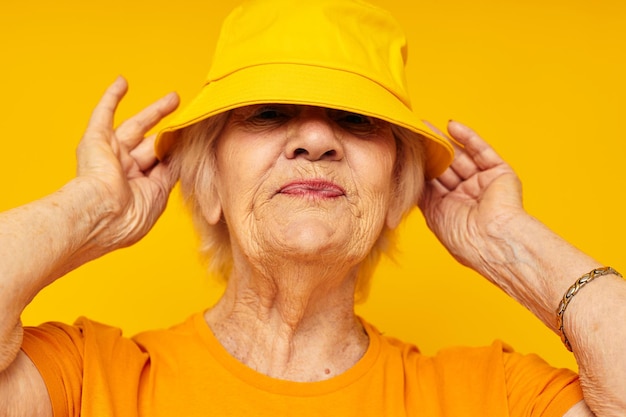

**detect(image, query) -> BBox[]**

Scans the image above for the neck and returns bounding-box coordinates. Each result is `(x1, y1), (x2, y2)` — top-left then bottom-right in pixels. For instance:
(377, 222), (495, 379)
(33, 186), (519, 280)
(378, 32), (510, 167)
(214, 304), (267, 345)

(204, 256), (368, 382)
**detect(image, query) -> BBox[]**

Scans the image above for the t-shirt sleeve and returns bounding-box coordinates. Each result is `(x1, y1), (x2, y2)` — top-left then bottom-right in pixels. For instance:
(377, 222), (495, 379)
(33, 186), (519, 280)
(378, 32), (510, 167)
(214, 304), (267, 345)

(21, 318), (148, 417)
(418, 340), (583, 416)
(22, 321), (86, 417)
(500, 341), (583, 417)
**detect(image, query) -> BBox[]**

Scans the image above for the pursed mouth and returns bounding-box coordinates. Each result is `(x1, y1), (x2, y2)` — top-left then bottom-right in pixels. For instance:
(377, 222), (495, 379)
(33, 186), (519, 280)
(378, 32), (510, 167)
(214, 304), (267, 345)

(278, 180), (345, 198)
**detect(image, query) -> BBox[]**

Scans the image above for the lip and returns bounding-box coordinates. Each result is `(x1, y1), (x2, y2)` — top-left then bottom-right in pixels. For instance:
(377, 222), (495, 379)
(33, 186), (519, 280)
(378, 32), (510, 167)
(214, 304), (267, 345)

(278, 179), (345, 198)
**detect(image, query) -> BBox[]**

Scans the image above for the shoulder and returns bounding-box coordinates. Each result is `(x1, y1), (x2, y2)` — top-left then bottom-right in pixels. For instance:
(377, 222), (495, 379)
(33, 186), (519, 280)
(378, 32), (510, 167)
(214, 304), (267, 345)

(363, 318), (513, 365)
(131, 312), (206, 352)
(22, 317), (149, 417)
(362, 319), (582, 416)
(23, 317), (141, 360)
(21, 313), (205, 381)
(21, 314), (205, 416)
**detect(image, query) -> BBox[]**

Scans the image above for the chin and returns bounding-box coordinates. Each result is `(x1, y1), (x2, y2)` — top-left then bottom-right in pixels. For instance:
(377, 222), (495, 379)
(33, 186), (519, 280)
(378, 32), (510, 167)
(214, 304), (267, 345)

(274, 218), (360, 260)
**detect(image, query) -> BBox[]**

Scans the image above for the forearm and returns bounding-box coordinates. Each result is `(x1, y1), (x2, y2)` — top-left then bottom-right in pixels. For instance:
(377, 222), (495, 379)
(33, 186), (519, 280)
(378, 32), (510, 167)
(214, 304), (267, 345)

(475, 213), (626, 415)
(0, 178), (115, 368)
(0, 77), (177, 375)
(471, 213), (597, 326)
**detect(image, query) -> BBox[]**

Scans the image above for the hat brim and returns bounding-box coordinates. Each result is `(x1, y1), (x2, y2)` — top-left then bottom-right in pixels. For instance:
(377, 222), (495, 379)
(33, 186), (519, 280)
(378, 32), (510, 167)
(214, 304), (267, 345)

(156, 63), (453, 179)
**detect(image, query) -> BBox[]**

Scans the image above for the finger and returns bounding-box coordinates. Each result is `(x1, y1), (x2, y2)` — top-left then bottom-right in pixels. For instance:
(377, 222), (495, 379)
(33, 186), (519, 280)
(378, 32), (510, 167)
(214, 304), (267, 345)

(435, 166), (463, 190)
(422, 119), (463, 155)
(447, 120), (505, 171)
(148, 159), (177, 193)
(423, 119), (476, 180)
(448, 148), (481, 180)
(115, 92), (179, 149)
(129, 134), (159, 172)
(417, 177), (448, 210)
(85, 76), (129, 135)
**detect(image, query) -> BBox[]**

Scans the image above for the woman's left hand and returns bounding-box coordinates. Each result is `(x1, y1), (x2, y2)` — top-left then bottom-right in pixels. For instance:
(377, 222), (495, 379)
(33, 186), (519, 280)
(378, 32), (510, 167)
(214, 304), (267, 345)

(418, 120), (525, 271)
(420, 121), (626, 417)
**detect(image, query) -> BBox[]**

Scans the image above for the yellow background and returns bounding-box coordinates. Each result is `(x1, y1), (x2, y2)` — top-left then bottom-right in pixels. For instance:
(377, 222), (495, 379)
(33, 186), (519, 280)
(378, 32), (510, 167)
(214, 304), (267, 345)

(1, 0), (624, 372)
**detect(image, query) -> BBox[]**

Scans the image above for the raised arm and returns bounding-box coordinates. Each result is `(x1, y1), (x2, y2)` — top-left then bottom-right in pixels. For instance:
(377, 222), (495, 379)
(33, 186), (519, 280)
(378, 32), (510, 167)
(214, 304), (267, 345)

(0, 77), (179, 415)
(419, 120), (626, 417)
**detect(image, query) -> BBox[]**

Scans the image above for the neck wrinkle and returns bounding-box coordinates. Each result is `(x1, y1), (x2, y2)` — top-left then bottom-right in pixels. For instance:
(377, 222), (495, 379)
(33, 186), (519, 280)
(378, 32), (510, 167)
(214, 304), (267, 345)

(204, 257), (368, 382)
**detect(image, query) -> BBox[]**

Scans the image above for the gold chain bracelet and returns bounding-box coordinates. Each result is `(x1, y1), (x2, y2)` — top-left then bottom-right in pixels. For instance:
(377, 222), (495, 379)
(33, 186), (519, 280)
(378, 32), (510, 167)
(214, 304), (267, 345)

(556, 266), (623, 351)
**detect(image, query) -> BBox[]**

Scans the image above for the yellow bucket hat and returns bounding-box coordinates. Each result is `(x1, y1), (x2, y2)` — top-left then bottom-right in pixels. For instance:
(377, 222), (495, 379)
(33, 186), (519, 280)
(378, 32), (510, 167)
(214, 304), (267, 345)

(156, 0), (454, 179)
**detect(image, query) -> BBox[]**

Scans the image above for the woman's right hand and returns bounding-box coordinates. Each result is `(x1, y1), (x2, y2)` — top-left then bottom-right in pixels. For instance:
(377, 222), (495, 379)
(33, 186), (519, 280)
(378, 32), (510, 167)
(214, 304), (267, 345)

(0, 77), (179, 383)
(74, 76), (179, 253)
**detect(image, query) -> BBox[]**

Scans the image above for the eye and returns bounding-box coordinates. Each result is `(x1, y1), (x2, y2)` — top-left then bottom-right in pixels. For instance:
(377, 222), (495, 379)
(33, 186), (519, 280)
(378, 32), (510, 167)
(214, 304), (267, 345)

(255, 108), (283, 120)
(341, 112), (372, 125)
(330, 109), (383, 135)
(248, 105), (293, 124)
(230, 104), (297, 131)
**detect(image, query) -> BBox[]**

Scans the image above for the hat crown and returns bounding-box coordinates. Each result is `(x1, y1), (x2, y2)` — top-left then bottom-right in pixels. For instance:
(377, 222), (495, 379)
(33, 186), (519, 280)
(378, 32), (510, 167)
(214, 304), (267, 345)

(156, 0), (454, 179)
(209, 0), (411, 108)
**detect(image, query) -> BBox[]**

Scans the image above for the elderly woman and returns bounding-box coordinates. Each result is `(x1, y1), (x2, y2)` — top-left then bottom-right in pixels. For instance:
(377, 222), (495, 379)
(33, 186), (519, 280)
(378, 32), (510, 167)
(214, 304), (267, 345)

(0, 0), (624, 416)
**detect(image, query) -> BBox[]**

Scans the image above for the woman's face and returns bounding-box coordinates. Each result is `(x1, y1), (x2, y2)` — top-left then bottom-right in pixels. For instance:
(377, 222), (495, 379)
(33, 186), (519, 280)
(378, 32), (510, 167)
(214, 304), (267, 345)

(205, 104), (401, 267)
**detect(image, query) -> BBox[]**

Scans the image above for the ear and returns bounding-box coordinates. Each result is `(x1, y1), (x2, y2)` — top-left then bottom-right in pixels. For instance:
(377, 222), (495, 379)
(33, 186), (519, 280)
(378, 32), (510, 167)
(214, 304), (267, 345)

(194, 165), (222, 226)
(385, 196), (404, 229)
(202, 184), (223, 225)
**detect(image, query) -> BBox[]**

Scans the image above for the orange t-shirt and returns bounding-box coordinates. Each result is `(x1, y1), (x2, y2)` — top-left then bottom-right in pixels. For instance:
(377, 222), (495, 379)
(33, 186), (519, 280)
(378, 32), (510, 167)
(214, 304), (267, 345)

(22, 313), (582, 416)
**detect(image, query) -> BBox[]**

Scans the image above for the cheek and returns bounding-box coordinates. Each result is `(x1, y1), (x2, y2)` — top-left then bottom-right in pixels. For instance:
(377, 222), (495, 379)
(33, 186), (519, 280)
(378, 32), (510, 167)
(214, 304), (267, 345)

(347, 142), (396, 197)
(342, 143), (396, 236)
(215, 139), (282, 220)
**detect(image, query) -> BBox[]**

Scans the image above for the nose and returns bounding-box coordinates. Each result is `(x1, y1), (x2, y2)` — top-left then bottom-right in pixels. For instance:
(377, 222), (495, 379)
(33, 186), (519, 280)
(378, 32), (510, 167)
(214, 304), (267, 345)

(285, 108), (344, 161)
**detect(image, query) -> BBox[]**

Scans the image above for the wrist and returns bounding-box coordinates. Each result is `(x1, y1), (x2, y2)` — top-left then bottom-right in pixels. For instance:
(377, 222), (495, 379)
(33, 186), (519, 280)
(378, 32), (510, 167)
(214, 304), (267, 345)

(557, 266), (623, 351)
(28, 177), (125, 277)
(58, 177), (130, 256)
